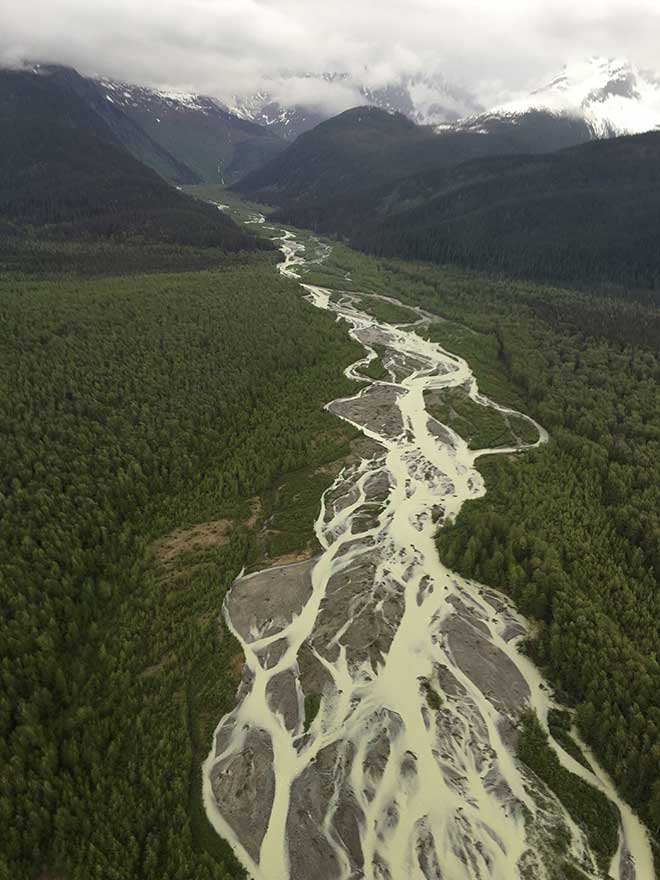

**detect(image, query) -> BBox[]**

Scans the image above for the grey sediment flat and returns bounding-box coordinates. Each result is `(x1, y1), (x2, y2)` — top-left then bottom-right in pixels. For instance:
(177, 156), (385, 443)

(226, 558), (316, 643)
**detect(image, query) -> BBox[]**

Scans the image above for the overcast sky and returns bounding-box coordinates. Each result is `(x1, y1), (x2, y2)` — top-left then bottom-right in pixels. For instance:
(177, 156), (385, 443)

(2, 0), (660, 109)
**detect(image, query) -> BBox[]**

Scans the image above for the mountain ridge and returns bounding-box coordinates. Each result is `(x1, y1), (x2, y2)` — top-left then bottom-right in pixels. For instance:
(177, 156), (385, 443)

(486, 57), (660, 138)
(230, 71), (482, 140)
(4, 62), (287, 186)
(231, 57), (660, 144)
(234, 103), (596, 218)
(94, 76), (286, 183)
(237, 119), (660, 293)
(0, 66), (264, 270)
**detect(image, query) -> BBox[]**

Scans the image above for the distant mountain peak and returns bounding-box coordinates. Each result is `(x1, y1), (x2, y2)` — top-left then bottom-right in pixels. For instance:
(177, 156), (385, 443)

(230, 71), (482, 140)
(97, 78), (226, 116)
(338, 105), (411, 121)
(492, 56), (660, 137)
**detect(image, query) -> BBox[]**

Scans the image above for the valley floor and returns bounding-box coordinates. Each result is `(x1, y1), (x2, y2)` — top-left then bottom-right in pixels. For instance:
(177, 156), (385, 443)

(200, 212), (657, 880)
(4, 193), (658, 880)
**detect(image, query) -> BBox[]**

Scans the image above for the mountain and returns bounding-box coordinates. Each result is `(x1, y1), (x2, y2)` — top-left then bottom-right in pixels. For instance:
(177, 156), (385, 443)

(231, 91), (328, 141)
(94, 78), (286, 183)
(230, 72), (482, 140)
(236, 91), (660, 290)
(234, 106), (446, 208)
(33, 64), (201, 185)
(15, 63), (286, 187)
(484, 57), (660, 138)
(236, 59), (660, 288)
(234, 105), (594, 224)
(298, 131), (660, 292)
(232, 58), (660, 149)
(0, 67), (261, 254)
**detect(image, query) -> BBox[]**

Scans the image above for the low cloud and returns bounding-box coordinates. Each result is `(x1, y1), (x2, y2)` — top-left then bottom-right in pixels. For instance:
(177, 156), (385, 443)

(2, 0), (660, 107)
(266, 78), (364, 115)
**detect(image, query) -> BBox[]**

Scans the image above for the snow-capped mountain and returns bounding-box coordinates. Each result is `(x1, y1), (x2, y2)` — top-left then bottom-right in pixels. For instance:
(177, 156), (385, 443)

(361, 74), (482, 126)
(231, 72), (482, 140)
(93, 78), (286, 183)
(231, 92), (327, 141)
(487, 57), (660, 138)
(232, 58), (660, 146)
(99, 78), (226, 116)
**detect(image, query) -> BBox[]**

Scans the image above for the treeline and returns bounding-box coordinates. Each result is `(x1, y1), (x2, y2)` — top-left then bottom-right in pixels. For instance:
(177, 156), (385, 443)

(0, 263), (361, 879)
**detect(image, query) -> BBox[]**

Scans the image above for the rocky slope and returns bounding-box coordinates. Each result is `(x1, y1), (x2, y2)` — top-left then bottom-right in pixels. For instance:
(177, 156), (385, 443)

(95, 77), (285, 183)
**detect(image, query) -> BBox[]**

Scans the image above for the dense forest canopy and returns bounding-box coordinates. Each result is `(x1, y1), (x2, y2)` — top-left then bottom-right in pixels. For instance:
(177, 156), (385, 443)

(0, 261), (362, 879)
(237, 125), (660, 293)
(2, 49), (660, 875)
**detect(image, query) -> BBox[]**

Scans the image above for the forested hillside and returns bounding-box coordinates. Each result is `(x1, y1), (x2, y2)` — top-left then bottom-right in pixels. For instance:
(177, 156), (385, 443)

(353, 132), (660, 291)
(235, 106), (593, 217)
(0, 262), (362, 880)
(41, 64), (202, 185)
(0, 69), (261, 260)
(3, 65), (287, 186)
(238, 115), (660, 292)
(234, 106), (443, 208)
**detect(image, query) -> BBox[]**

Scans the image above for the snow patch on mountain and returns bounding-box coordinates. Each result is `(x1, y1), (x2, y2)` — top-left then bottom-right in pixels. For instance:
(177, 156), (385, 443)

(230, 93), (326, 140)
(98, 78), (227, 116)
(490, 57), (660, 136)
(230, 72), (482, 140)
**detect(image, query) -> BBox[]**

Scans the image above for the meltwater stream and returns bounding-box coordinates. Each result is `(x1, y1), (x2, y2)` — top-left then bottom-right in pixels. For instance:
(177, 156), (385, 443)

(202, 226), (654, 880)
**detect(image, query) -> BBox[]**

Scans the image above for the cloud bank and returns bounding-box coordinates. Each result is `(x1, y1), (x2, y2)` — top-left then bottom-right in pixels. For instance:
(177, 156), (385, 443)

(2, 0), (660, 106)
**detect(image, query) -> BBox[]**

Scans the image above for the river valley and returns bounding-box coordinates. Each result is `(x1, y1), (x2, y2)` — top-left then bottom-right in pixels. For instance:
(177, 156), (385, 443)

(202, 223), (654, 880)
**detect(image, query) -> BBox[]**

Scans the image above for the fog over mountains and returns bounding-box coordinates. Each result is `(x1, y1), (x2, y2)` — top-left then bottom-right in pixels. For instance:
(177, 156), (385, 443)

(229, 57), (660, 142)
(229, 71), (483, 140)
(69, 55), (660, 146)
